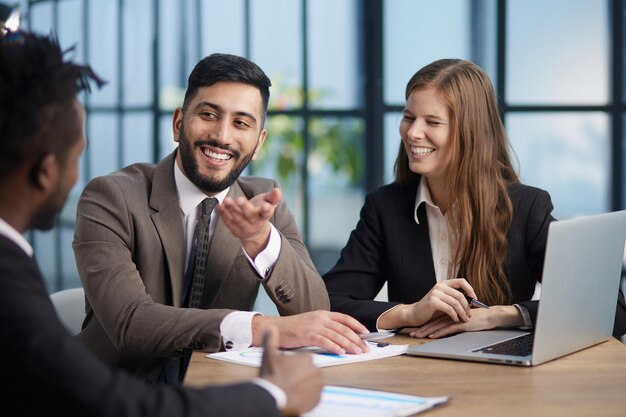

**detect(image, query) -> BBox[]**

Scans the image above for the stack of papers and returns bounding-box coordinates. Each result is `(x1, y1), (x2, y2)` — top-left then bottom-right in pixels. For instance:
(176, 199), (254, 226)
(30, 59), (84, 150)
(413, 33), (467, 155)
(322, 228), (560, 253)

(207, 344), (448, 416)
(304, 385), (449, 417)
(206, 343), (408, 367)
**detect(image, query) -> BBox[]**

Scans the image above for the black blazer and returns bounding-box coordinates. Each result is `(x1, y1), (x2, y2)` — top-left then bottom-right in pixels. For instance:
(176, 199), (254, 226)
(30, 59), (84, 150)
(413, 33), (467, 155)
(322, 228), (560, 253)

(0, 236), (279, 417)
(323, 180), (626, 337)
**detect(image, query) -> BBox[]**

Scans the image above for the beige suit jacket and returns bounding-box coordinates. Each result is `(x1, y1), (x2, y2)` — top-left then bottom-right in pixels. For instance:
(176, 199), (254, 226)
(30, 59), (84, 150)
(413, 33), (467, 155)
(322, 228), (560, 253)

(72, 150), (329, 381)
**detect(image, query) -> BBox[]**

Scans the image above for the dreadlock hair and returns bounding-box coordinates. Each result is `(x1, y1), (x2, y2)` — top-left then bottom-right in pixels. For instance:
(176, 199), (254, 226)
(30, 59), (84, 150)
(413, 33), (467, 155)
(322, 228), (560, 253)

(0, 30), (105, 180)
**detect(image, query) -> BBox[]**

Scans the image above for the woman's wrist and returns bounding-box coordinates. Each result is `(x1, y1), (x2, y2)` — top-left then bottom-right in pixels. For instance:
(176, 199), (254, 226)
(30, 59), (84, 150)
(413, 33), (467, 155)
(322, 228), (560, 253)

(488, 305), (525, 328)
(378, 304), (411, 329)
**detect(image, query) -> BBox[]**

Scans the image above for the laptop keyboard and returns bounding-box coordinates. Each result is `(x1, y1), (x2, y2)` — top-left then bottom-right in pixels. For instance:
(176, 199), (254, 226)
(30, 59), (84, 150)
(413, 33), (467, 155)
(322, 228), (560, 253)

(472, 333), (534, 356)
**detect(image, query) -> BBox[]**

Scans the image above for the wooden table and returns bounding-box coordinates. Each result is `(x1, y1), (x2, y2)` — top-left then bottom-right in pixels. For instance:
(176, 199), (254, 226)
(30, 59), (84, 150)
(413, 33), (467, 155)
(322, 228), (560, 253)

(185, 335), (626, 416)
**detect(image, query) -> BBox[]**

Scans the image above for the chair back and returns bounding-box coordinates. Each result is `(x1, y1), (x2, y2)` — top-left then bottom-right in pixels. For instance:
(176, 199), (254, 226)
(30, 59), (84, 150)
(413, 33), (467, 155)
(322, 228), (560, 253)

(50, 287), (86, 335)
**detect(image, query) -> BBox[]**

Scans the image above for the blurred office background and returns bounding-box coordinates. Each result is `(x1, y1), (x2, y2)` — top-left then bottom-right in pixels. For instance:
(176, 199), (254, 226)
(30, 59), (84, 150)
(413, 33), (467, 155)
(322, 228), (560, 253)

(5, 0), (626, 332)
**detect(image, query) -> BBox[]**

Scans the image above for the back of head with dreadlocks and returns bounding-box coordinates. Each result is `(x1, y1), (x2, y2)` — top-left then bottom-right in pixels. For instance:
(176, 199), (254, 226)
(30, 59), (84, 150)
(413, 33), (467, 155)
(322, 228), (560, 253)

(0, 30), (104, 180)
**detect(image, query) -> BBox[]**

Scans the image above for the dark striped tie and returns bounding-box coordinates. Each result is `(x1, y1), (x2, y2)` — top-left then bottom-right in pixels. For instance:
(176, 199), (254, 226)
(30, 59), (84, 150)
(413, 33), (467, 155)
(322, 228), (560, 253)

(187, 197), (218, 308)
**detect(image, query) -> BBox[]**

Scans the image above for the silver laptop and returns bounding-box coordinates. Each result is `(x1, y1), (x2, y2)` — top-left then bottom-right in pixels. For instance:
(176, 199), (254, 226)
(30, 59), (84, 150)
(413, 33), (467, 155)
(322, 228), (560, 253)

(405, 210), (626, 366)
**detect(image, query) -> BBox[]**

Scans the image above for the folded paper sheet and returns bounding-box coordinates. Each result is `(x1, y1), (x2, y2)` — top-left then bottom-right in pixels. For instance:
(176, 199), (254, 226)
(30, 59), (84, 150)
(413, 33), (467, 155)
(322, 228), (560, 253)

(206, 343), (409, 368)
(303, 385), (449, 417)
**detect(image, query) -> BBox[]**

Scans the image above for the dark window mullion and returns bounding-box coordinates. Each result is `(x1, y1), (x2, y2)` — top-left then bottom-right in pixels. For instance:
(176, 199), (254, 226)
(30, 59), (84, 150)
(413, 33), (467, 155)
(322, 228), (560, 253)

(52, 0), (62, 291)
(363, 0), (384, 192)
(244, 0), (251, 59)
(506, 105), (612, 112)
(243, 0), (254, 176)
(302, 0), (310, 245)
(117, 0), (124, 167)
(268, 109), (364, 117)
(195, 0), (201, 60)
(612, 0), (623, 210)
(470, 0), (486, 66)
(83, 0), (91, 180)
(496, 0), (506, 122)
(152, 0), (160, 162)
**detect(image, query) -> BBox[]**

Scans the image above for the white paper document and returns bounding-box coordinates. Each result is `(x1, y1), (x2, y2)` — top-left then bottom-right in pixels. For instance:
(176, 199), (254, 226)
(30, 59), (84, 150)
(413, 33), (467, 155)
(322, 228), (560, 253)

(303, 385), (449, 417)
(206, 343), (408, 367)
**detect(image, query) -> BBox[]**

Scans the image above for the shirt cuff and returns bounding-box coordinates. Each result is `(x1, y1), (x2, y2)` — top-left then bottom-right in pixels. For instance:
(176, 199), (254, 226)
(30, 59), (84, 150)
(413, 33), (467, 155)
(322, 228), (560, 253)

(251, 377), (287, 410)
(242, 223), (281, 279)
(220, 311), (261, 350)
(513, 304), (533, 329)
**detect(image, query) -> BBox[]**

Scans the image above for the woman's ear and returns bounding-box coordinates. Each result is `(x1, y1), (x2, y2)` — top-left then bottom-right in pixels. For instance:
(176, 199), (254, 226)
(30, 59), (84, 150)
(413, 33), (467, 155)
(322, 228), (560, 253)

(29, 153), (58, 192)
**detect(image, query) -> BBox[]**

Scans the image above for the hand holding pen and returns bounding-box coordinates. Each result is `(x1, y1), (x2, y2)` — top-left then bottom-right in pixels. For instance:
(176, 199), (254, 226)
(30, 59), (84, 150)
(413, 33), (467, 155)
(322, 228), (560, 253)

(457, 289), (489, 309)
(408, 284), (491, 339)
(377, 278), (486, 331)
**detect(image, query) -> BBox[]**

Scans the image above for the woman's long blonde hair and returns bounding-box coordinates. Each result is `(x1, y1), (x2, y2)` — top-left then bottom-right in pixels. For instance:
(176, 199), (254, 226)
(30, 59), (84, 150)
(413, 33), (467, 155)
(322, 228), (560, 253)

(395, 59), (519, 305)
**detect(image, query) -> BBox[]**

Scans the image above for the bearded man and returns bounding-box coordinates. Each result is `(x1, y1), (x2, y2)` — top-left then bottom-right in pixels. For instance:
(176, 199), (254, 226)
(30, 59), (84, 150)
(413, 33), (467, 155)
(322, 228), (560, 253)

(72, 52), (368, 385)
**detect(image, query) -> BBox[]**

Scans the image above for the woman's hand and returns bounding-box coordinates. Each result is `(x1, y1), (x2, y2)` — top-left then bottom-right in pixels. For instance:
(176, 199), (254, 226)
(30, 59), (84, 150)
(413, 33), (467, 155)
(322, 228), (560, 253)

(409, 305), (525, 338)
(378, 278), (478, 330)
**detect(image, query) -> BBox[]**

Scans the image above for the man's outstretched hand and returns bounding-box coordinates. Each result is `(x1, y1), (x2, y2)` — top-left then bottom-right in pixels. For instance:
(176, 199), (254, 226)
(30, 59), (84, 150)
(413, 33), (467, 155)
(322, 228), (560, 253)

(218, 187), (282, 259)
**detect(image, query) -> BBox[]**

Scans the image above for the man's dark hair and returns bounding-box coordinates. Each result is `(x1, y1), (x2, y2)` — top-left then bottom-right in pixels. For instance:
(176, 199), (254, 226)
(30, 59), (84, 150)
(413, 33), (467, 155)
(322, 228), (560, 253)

(0, 30), (104, 179)
(182, 53), (272, 116)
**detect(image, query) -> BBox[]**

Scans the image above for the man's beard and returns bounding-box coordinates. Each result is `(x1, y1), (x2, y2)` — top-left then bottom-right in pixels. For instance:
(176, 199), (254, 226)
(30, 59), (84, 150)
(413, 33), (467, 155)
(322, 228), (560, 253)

(30, 185), (67, 231)
(178, 125), (257, 193)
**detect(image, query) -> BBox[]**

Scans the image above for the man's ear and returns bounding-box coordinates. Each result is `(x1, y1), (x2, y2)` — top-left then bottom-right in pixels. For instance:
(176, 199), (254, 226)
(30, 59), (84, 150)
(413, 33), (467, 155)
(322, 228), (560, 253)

(29, 153), (58, 192)
(173, 108), (184, 143)
(252, 129), (268, 161)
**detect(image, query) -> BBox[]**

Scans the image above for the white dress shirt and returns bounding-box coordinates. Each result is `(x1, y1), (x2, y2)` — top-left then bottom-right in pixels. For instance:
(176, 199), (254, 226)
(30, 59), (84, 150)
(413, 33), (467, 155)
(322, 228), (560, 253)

(0, 217), (32, 257)
(413, 177), (458, 282)
(174, 162), (282, 350)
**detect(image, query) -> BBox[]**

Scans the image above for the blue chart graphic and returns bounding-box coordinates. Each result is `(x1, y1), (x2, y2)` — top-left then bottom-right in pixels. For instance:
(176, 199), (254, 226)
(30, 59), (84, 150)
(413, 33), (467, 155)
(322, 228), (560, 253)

(239, 350), (263, 359)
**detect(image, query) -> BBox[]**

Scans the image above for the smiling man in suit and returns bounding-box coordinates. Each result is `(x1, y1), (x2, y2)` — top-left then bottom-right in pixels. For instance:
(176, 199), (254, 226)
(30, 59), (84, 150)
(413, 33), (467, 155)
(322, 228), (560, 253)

(72, 52), (368, 384)
(0, 29), (323, 416)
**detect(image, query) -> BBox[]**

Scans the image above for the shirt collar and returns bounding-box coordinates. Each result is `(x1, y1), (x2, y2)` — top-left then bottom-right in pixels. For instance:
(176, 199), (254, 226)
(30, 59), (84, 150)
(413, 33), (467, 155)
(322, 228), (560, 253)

(0, 217), (33, 257)
(414, 176), (437, 224)
(174, 160), (229, 216)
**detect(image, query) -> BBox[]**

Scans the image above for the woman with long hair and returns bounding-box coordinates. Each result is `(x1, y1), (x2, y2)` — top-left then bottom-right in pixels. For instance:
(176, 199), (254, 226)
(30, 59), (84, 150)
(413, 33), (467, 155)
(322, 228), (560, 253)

(323, 59), (626, 338)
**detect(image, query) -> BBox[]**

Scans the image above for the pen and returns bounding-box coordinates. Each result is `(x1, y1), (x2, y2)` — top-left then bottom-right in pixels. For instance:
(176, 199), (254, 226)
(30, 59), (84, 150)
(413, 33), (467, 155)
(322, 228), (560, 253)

(457, 289), (489, 309)
(366, 340), (390, 348)
(466, 296), (489, 309)
(359, 331), (394, 341)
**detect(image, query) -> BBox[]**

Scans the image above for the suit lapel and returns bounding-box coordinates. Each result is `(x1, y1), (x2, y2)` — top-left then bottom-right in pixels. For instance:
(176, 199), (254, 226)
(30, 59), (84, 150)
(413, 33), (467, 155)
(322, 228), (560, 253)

(149, 151), (186, 307)
(410, 202), (437, 293)
(396, 182), (438, 300)
(200, 180), (244, 307)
